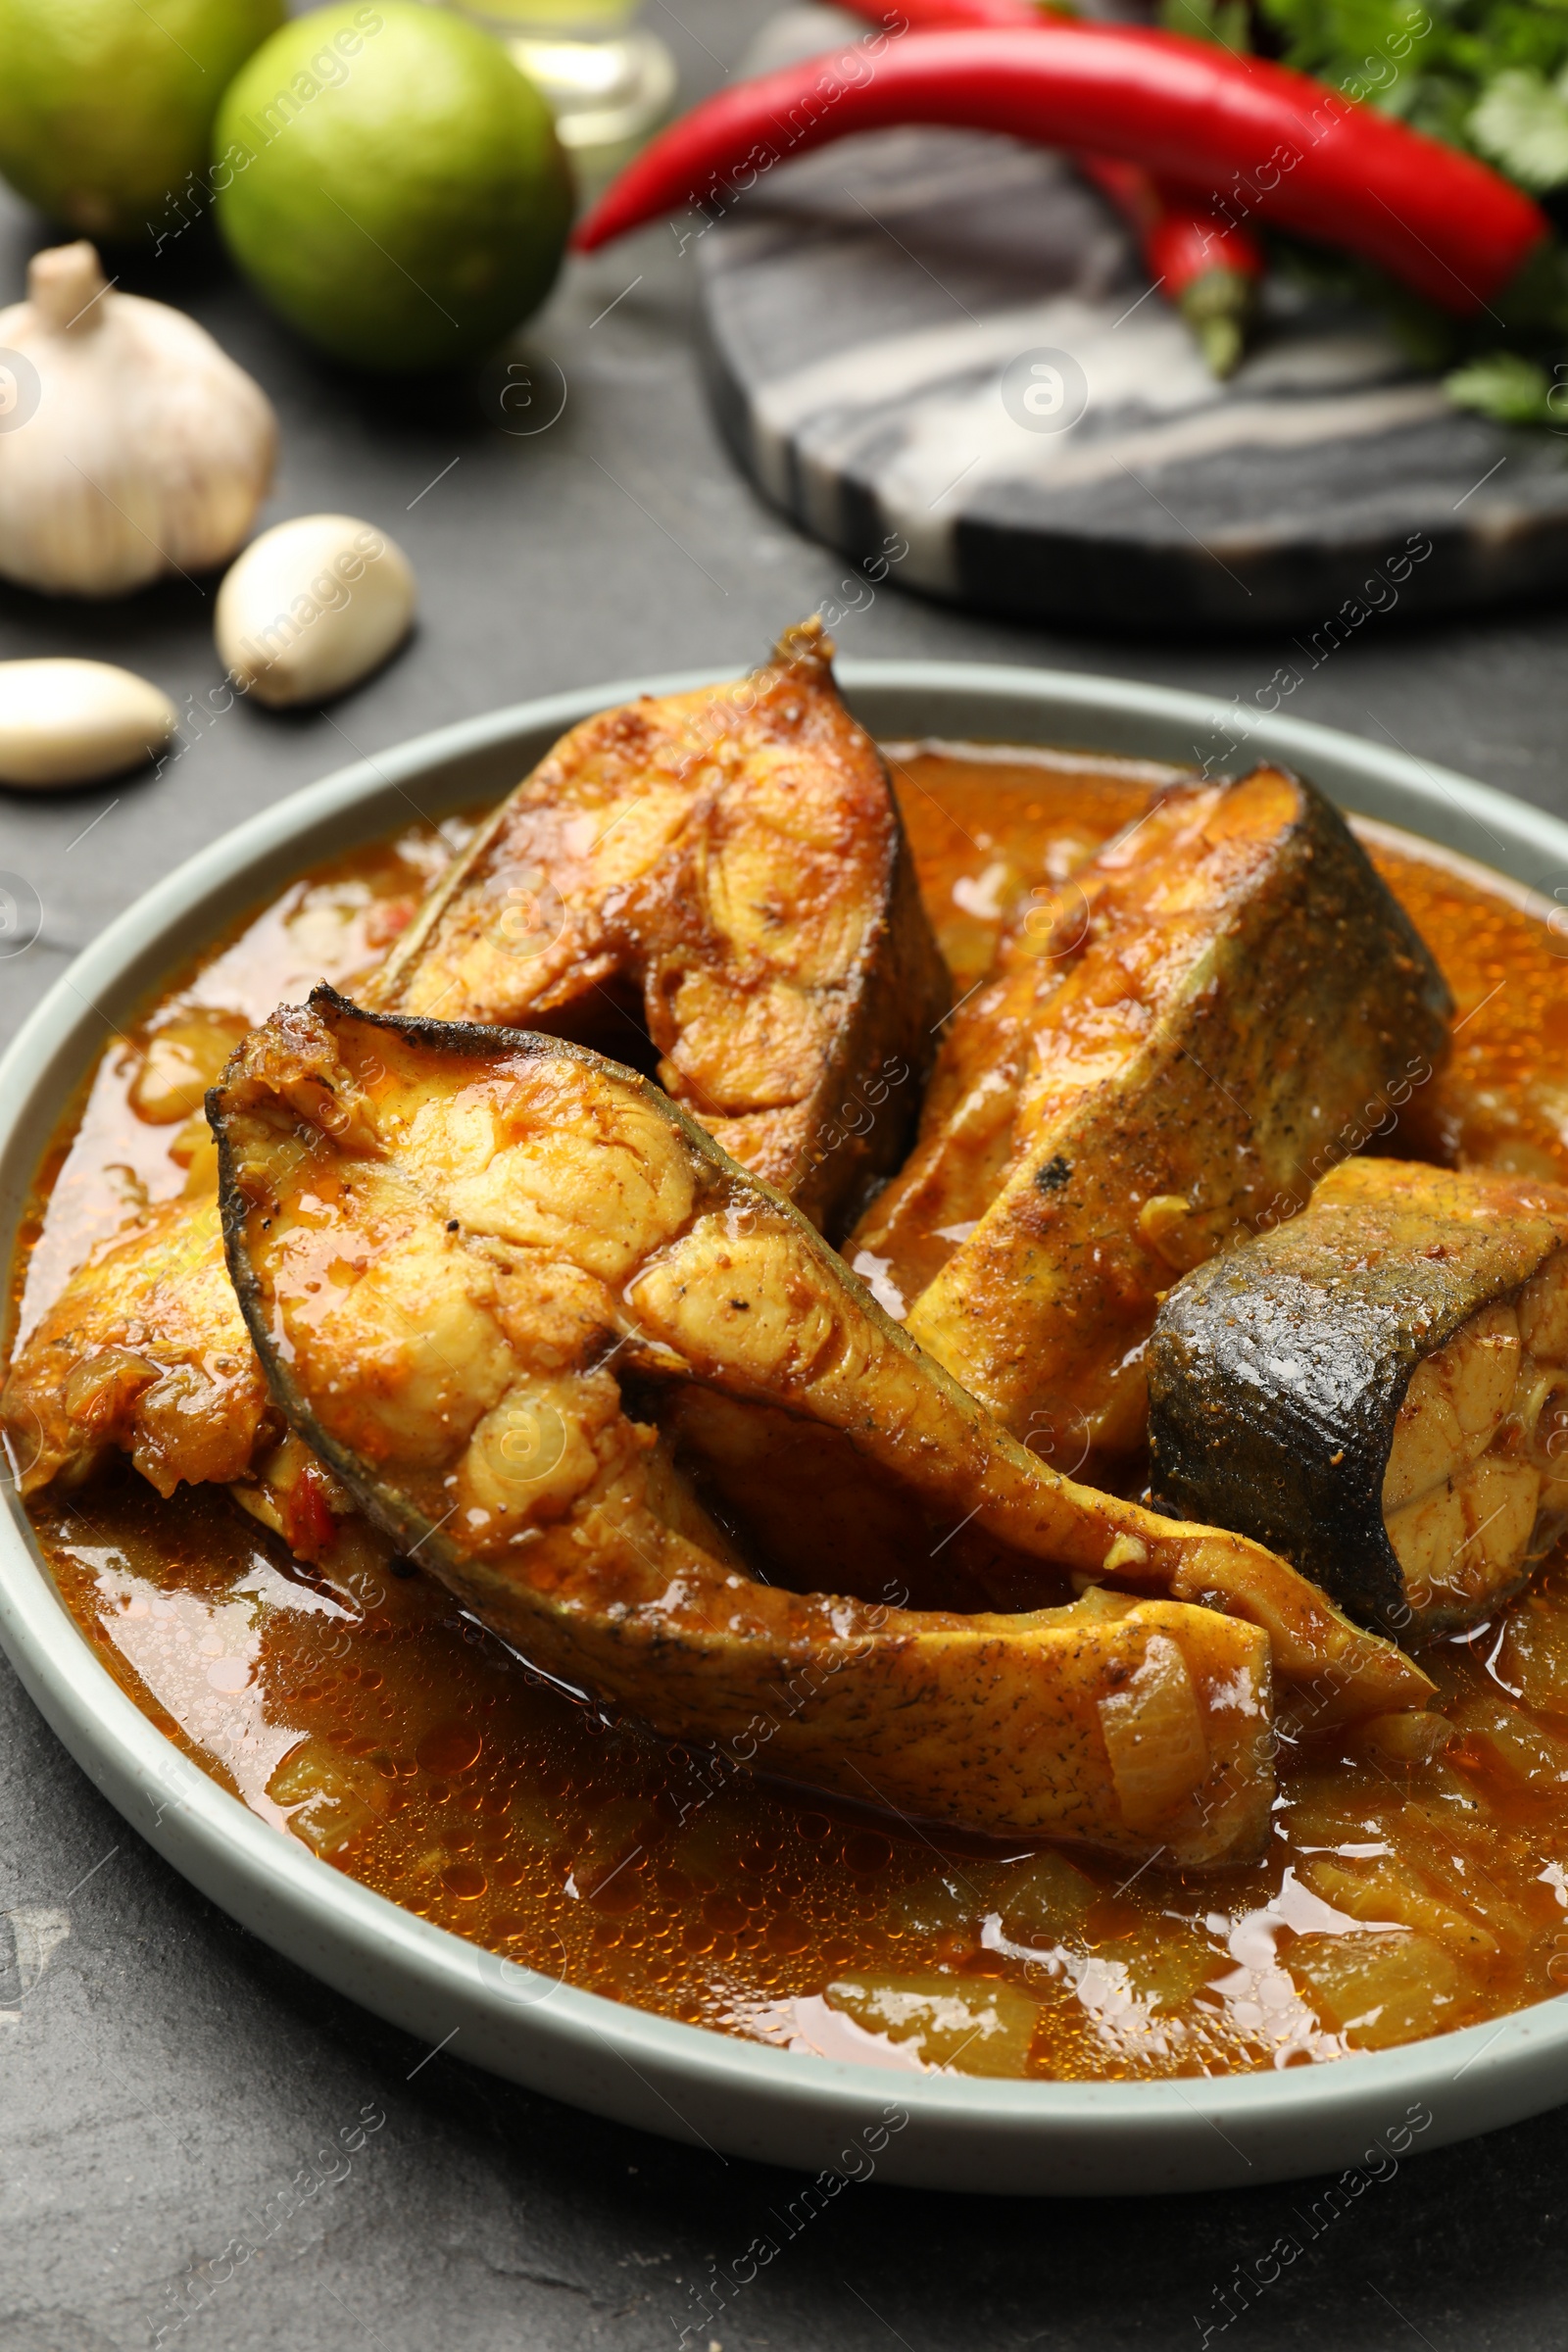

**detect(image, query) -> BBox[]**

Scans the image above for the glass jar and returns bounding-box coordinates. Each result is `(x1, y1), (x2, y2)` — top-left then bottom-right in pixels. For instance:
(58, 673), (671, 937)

(458, 0), (677, 186)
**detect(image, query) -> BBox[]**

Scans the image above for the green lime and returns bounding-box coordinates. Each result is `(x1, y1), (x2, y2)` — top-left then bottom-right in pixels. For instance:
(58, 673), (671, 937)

(213, 3), (572, 375)
(0, 0), (283, 244)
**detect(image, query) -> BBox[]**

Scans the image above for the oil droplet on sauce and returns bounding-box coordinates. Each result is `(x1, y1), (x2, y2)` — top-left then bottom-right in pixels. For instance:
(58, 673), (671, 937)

(417, 1723), (483, 1777)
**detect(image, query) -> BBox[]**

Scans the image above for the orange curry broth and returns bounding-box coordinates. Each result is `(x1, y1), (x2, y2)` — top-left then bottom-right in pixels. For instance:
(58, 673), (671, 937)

(16, 746), (1568, 2083)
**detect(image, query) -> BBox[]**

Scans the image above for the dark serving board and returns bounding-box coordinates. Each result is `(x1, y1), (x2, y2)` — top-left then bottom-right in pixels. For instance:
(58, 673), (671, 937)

(698, 6), (1568, 631)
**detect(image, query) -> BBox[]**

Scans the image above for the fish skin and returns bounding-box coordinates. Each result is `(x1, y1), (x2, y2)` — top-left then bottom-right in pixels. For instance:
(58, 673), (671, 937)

(210, 988), (1431, 1857)
(857, 766), (1453, 1463)
(1149, 1157), (1568, 1637)
(2, 622), (946, 1502)
(368, 617), (949, 1241)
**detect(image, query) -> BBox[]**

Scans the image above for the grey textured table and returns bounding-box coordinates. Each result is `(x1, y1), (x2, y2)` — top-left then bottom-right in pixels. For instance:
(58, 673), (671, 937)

(3, 5), (1568, 2346)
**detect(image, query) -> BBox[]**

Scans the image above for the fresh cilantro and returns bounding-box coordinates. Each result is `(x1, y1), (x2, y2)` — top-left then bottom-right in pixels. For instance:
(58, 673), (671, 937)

(1470, 64), (1568, 185)
(1179, 0), (1568, 420)
(1159, 0), (1251, 53)
(1256, 0), (1568, 150)
(1445, 348), (1556, 416)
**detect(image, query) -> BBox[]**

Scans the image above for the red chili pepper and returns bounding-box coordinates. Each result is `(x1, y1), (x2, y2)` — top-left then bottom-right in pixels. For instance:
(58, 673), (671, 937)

(572, 25), (1546, 318)
(283, 1457), (340, 1563)
(878, 0), (1054, 21)
(833, 0), (1263, 371)
(1073, 152), (1261, 373)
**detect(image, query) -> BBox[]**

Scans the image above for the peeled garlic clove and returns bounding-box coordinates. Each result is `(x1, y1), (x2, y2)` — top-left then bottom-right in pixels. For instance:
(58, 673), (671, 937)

(0, 659), (175, 789)
(217, 515), (416, 709)
(0, 242), (276, 600)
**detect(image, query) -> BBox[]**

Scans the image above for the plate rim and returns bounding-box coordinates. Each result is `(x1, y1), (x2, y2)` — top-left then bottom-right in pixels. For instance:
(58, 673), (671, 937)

(5, 654), (1568, 2193)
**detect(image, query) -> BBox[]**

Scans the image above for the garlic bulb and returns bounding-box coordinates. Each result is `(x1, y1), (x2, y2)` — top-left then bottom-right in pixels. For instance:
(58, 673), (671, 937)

(0, 242), (277, 599)
(216, 514), (416, 709)
(0, 659), (175, 788)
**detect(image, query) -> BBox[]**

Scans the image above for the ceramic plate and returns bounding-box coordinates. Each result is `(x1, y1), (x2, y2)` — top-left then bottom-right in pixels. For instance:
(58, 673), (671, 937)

(4, 661), (1567, 2194)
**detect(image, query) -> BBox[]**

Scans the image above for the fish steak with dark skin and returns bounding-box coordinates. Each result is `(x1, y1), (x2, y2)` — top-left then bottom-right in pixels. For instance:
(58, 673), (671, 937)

(1150, 1158), (1568, 1640)
(371, 615), (948, 1242)
(207, 987), (1433, 1862)
(852, 765), (1452, 1467)
(0, 621), (946, 1518)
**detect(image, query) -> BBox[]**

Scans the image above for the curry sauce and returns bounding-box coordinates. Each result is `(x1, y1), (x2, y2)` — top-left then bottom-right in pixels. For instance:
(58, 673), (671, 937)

(18, 745), (1568, 2082)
